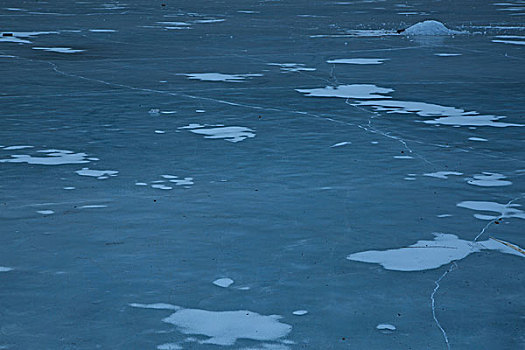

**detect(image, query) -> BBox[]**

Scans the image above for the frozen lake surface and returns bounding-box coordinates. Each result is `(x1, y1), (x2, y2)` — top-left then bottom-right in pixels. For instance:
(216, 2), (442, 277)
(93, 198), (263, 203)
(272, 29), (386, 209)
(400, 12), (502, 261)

(0, 0), (524, 349)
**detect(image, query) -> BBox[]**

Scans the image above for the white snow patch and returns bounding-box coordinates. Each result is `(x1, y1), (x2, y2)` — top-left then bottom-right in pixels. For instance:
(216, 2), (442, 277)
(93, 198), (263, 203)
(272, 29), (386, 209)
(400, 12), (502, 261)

(423, 171), (463, 179)
(1, 150), (90, 165)
(0, 267), (14, 272)
(37, 210), (54, 215)
(151, 184), (173, 190)
(76, 168), (118, 178)
(169, 178), (194, 186)
(466, 172), (512, 187)
(213, 278), (234, 288)
(182, 125), (255, 143)
(267, 63), (316, 72)
(457, 201), (525, 220)
(157, 344), (182, 350)
(161, 307), (291, 345)
(347, 233), (523, 271)
(130, 303), (181, 310)
(296, 84), (393, 99)
(330, 141), (351, 148)
(326, 58), (388, 65)
(183, 73), (262, 82)
(33, 47), (84, 53)
(3, 145), (33, 150)
(468, 137), (488, 142)
(435, 53), (462, 57)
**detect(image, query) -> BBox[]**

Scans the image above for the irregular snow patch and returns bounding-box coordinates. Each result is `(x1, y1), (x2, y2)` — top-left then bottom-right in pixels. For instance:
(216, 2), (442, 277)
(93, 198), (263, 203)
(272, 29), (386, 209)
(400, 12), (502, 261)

(466, 172), (512, 187)
(402, 20), (464, 36)
(183, 73), (262, 82)
(347, 233), (523, 271)
(129, 303), (181, 310)
(213, 278), (234, 288)
(76, 168), (118, 179)
(3, 145), (33, 150)
(181, 124), (255, 143)
(33, 47), (84, 53)
(296, 84), (393, 99)
(468, 137), (488, 142)
(151, 184), (172, 190)
(267, 63), (316, 72)
(423, 171), (463, 179)
(1, 149), (90, 165)
(326, 58), (388, 65)
(457, 201), (525, 220)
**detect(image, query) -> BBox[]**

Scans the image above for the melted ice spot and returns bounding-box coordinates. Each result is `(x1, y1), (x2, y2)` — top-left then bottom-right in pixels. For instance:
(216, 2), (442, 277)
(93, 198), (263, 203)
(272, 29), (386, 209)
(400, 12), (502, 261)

(457, 201), (525, 220)
(1, 150), (90, 165)
(466, 172), (512, 187)
(296, 84), (393, 99)
(423, 171), (463, 179)
(75, 168), (118, 178)
(347, 233), (523, 271)
(326, 58), (388, 65)
(183, 73), (262, 82)
(33, 47), (84, 53)
(213, 278), (234, 288)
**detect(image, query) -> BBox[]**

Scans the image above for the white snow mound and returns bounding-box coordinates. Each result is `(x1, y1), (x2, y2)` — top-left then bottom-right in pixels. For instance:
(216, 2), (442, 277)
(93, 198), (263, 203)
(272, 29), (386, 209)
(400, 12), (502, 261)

(402, 20), (463, 36)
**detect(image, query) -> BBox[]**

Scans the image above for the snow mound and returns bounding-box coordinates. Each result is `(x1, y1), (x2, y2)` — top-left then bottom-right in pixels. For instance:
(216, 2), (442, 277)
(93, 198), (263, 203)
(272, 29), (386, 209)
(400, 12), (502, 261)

(402, 20), (463, 36)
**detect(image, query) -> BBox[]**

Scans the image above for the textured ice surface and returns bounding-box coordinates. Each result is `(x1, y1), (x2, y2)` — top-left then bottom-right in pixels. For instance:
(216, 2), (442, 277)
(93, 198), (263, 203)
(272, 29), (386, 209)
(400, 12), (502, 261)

(347, 233), (524, 271)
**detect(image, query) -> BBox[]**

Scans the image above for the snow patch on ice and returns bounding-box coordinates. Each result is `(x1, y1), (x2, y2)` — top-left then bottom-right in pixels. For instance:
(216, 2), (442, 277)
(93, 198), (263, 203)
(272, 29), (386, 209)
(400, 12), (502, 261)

(402, 20), (464, 36)
(423, 171), (463, 179)
(1, 150), (90, 165)
(468, 137), (488, 142)
(183, 73), (262, 82)
(326, 58), (388, 65)
(296, 84), (393, 99)
(466, 172), (512, 187)
(75, 168), (118, 178)
(457, 201), (525, 220)
(181, 124), (255, 143)
(292, 310), (308, 316)
(267, 63), (316, 72)
(33, 47), (84, 53)
(376, 323), (396, 331)
(37, 210), (54, 215)
(0, 267), (14, 272)
(347, 233), (523, 271)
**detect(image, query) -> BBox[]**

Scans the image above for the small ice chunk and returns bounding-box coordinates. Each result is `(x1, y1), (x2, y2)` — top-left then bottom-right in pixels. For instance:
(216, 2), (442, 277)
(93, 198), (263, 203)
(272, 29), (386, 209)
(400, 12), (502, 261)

(135, 182), (148, 186)
(376, 323), (396, 331)
(63, 187), (75, 190)
(195, 109), (206, 113)
(37, 210), (54, 215)
(155, 130), (166, 134)
(213, 278), (234, 288)
(292, 310), (308, 316)
(161, 175), (178, 179)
